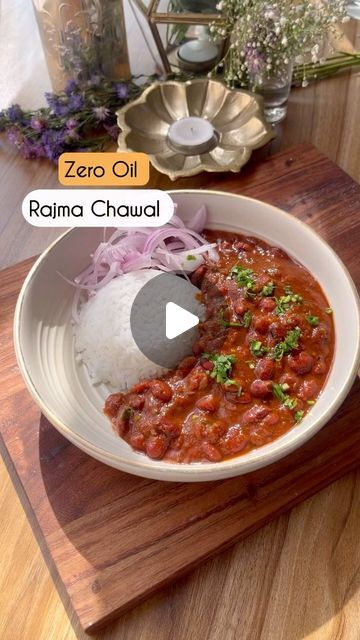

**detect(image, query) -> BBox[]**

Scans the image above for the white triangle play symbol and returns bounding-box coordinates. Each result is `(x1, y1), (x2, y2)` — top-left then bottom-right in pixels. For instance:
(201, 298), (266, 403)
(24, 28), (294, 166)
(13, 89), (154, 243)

(166, 302), (199, 340)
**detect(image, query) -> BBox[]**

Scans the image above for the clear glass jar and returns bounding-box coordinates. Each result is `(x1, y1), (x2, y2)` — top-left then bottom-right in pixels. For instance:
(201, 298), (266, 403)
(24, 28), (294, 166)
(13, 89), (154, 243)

(250, 62), (293, 124)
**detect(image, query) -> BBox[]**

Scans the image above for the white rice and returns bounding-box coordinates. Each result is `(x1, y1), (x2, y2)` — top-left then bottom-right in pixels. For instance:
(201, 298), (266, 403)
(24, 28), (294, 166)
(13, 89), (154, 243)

(74, 270), (168, 390)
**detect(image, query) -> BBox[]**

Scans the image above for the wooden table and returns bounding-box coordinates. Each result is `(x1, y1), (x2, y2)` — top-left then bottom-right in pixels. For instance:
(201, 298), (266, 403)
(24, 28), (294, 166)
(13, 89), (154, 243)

(0, 7), (360, 639)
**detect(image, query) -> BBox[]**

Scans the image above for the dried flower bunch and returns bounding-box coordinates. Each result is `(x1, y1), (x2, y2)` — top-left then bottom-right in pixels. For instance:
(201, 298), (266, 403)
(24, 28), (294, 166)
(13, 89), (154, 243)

(211, 0), (349, 86)
(0, 77), (144, 162)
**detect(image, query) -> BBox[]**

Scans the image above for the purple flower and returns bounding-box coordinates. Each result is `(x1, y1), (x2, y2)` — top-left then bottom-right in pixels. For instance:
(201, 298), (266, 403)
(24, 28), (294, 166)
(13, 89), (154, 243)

(41, 129), (65, 163)
(45, 92), (57, 109)
(20, 139), (45, 159)
(244, 45), (265, 74)
(7, 126), (23, 146)
(7, 104), (23, 122)
(65, 128), (80, 142)
(30, 116), (47, 132)
(88, 74), (101, 87)
(65, 118), (78, 129)
(92, 106), (110, 121)
(115, 83), (129, 100)
(68, 93), (84, 111)
(64, 79), (78, 95)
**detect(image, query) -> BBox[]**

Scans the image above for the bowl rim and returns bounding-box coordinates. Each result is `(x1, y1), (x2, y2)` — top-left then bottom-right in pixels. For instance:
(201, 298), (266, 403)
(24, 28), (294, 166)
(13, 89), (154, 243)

(13, 189), (360, 479)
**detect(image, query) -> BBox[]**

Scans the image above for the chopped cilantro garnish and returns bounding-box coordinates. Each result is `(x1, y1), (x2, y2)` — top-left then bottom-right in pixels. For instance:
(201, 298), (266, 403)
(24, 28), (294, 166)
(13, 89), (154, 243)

(272, 383), (297, 410)
(242, 310), (253, 328)
(230, 264), (256, 294)
(325, 307), (333, 314)
(271, 327), (301, 361)
(202, 353), (237, 386)
(219, 310), (242, 328)
(250, 340), (268, 357)
(274, 292), (303, 315)
(220, 309), (252, 329)
(294, 410), (305, 422)
(306, 314), (319, 326)
(186, 254), (196, 261)
(261, 281), (275, 297)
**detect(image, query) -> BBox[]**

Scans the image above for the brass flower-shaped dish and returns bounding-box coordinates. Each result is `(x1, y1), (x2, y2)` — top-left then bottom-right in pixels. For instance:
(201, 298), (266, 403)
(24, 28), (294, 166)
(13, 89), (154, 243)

(116, 78), (274, 181)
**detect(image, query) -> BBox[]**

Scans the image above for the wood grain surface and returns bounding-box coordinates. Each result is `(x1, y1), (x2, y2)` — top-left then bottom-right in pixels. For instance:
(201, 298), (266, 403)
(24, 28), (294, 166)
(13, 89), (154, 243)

(0, 145), (359, 636)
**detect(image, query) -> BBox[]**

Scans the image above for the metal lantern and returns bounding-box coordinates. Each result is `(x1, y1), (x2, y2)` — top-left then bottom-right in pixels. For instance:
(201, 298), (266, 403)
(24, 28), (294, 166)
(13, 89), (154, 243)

(129, 0), (225, 74)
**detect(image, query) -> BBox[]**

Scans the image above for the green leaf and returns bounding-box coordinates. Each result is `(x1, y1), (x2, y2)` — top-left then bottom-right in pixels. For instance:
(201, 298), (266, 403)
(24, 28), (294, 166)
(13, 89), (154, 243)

(294, 410), (305, 422)
(242, 310), (253, 328)
(202, 352), (237, 385)
(230, 264), (256, 293)
(274, 290), (303, 315)
(272, 383), (297, 410)
(306, 313), (319, 326)
(250, 340), (268, 357)
(270, 327), (301, 361)
(186, 254), (196, 261)
(261, 281), (275, 297)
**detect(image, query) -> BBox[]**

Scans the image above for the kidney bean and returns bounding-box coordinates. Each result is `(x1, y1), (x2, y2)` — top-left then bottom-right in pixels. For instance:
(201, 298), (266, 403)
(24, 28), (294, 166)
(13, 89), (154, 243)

(200, 358), (214, 371)
(130, 433), (145, 450)
(104, 392), (125, 418)
(279, 372), (299, 391)
(234, 241), (252, 252)
(250, 379), (273, 398)
(255, 358), (275, 380)
(249, 425), (273, 447)
(269, 321), (288, 340)
(242, 405), (268, 424)
(191, 265), (207, 287)
(178, 356), (197, 375)
(132, 380), (152, 394)
(297, 379), (318, 401)
(314, 356), (327, 375)
(259, 297), (276, 312)
(187, 369), (209, 391)
(260, 412), (279, 428)
(225, 390), (252, 405)
(202, 442), (222, 462)
(312, 324), (329, 346)
(222, 426), (249, 455)
(233, 298), (247, 316)
(151, 380), (173, 402)
(196, 394), (219, 412)
(288, 351), (314, 375)
(204, 420), (228, 443)
(146, 434), (169, 459)
(253, 315), (272, 334)
(128, 394), (145, 410)
(158, 419), (181, 438)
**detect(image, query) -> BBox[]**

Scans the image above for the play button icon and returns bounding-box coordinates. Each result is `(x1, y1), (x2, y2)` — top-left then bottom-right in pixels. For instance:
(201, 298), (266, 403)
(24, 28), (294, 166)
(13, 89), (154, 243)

(166, 302), (199, 340)
(130, 271), (204, 369)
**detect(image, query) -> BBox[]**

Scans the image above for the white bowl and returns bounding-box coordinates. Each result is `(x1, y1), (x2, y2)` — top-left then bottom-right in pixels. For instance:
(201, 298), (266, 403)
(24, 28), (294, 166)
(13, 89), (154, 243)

(14, 191), (360, 482)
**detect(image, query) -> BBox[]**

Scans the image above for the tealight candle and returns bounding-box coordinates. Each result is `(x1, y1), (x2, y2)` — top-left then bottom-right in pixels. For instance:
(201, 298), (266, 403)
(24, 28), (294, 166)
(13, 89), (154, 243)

(167, 117), (217, 155)
(178, 38), (219, 66)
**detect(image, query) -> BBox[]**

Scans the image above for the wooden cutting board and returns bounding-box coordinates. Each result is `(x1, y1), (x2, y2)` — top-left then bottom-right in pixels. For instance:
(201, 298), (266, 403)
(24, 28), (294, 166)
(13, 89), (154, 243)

(0, 144), (359, 635)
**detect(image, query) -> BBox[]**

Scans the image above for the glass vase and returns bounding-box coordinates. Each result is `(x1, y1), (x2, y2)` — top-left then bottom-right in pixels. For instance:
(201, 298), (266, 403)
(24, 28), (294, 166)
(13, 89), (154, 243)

(250, 62), (293, 124)
(32, 0), (130, 92)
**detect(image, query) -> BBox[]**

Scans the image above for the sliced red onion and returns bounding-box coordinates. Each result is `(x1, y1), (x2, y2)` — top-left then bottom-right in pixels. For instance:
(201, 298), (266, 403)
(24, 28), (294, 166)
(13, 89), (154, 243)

(69, 204), (217, 320)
